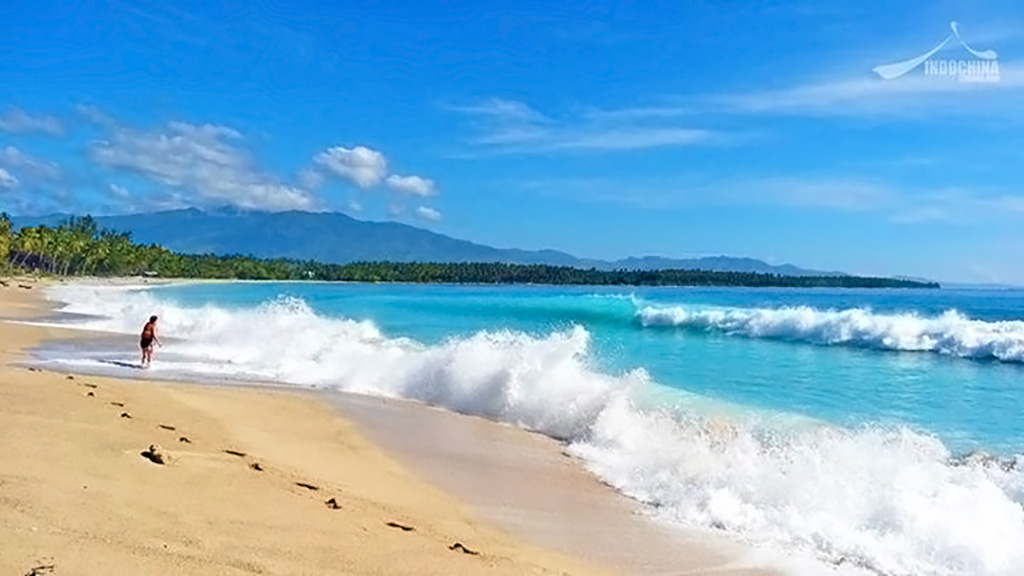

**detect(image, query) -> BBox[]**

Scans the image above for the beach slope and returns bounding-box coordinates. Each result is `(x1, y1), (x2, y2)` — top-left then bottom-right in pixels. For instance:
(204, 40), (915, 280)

(0, 282), (610, 575)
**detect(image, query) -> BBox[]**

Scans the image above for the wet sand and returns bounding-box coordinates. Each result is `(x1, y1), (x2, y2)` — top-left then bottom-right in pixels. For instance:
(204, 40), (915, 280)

(331, 392), (783, 575)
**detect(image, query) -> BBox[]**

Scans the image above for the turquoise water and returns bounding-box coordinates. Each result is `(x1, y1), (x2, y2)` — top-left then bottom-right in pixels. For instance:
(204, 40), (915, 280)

(42, 282), (1024, 575)
(158, 283), (1024, 453)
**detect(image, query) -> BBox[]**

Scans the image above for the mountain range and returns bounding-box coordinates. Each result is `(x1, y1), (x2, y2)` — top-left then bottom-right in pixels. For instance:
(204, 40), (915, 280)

(13, 207), (844, 276)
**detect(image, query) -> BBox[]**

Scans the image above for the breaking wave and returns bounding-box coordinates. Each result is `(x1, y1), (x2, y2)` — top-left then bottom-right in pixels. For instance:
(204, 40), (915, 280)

(638, 305), (1024, 363)
(37, 285), (1024, 575)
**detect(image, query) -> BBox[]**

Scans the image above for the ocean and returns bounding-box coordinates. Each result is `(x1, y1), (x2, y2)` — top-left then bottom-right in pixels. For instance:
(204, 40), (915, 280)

(34, 282), (1024, 576)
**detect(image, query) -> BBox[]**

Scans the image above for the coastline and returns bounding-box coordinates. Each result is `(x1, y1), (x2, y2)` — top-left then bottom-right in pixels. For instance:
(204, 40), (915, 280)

(1, 278), (785, 575)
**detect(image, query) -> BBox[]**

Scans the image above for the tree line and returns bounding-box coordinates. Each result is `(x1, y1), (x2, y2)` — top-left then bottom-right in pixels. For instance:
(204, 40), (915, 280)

(0, 214), (940, 289)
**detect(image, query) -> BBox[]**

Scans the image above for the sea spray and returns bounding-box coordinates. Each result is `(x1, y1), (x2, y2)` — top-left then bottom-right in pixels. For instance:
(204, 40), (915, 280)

(42, 285), (1024, 575)
(638, 305), (1024, 362)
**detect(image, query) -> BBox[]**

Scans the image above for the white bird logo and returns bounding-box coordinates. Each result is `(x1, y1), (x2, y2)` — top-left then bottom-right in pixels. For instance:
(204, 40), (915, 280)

(873, 21), (997, 80)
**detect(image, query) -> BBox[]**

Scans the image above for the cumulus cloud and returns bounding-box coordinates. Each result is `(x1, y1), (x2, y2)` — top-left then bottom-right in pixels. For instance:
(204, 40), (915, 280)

(90, 121), (315, 211)
(386, 174), (436, 197)
(0, 106), (64, 136)
(415, 206), (442, 222)
(314, 146), (387, 189)
(0, 167), (18, 189)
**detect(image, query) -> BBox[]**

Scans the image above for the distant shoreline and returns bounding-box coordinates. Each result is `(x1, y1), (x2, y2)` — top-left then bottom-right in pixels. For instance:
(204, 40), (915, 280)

(6, 216), (938, 289)
(31, 272), (941, 290)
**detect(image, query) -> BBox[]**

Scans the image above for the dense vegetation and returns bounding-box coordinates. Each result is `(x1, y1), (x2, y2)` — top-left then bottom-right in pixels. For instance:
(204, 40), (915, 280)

(0, 214), (939, 289)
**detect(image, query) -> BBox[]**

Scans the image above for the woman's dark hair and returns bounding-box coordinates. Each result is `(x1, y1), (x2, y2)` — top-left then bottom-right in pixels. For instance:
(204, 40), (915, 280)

(149, 315), (158, 322)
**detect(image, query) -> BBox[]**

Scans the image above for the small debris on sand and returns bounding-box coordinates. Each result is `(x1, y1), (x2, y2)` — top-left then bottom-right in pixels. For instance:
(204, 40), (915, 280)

(178, 436), (191, 444)
(325, 497), (342, 509)
(79, 382), (97, 389)
(250, 462), (263, 472)
(223, 449), (246, 457)
(449, 542), (479, 555)
(141, 444), (167, 465)
(86, 391), (94, 397)
(18, 284), (33, 290)
(23, 563), (55, 576)
(385, 521), (415, 532)
(120, 412), (132, 419)
(295, 482), (319, 491)
(27, 367), (41, 372)
(65, 375), (74, 380)
(158, 424), (176, 431)
(109, 401), (125, 407)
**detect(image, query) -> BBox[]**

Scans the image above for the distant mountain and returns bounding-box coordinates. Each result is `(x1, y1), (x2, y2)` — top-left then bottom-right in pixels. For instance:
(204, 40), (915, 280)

(13, 207), (843, 276)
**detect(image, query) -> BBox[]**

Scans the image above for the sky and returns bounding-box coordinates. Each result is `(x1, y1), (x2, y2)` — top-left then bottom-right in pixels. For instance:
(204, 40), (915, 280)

(2, 0), (1024, 284)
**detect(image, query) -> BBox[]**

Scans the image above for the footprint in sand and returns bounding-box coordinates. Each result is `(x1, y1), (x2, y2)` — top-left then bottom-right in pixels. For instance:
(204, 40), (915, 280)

(249, 462), (264, 472)
(178, 436), (192, 444)
(23, 562), (56, 575)
(325, 497), (342, 509)
(141, 444), (167, 465)
(295, 482), (319, 491)
(158, 424), (176, 431)
(120, 412), (132, 419)
(223, 449), (246, 457)
(449, 542), (480, 555)
(385, 521), (415, 532)
(109, 401), (125, 407)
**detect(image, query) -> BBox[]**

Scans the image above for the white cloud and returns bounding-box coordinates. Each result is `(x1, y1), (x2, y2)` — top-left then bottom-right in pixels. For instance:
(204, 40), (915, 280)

(415, 206), (442, 222)
(75, 104), (116, 127)
(0, 167), (17, 189)
(386, 174), (436, 197)
(451, 98), (715, 154)
(109, 183), (131, 199)
(388, 203), (406, 218)
(522, 173), (1024, 228)
(90, 120), (315, 211)
(347, 199), (363, 213)
(298, 168), (325, 190)
(742, 177), (891, 212)
(0, 146), (62, 181)
(581, 105), (696, 121)
(986, 195), (1024, 213)
(448, 98), (551, 123)
(314, 146), (387, 188)
(524, 176), (891, 211)
(0, 107), (64, 136)
(715, 64), (1024, 118)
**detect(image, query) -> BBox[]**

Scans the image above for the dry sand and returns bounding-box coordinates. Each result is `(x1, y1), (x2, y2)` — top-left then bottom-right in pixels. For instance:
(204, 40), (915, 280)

(0, 277), (785, 576)
(0, 279), (608, 575)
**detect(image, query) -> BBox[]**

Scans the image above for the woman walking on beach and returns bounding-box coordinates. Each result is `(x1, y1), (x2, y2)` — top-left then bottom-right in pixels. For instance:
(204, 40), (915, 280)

(140, 315), (161, 367)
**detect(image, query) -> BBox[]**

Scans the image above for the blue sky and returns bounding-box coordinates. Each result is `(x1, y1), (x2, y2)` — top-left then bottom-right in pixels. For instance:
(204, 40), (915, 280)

(2, 0), (1024, 283)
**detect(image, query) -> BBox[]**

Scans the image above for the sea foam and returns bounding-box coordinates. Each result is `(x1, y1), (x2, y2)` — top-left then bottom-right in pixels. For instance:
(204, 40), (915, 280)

(42, 285), (1024, 575)
(638, 304), (1024, 362)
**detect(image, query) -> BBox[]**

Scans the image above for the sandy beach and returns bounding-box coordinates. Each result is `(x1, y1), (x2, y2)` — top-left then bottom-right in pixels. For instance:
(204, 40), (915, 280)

(0, 278), (782, 576)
